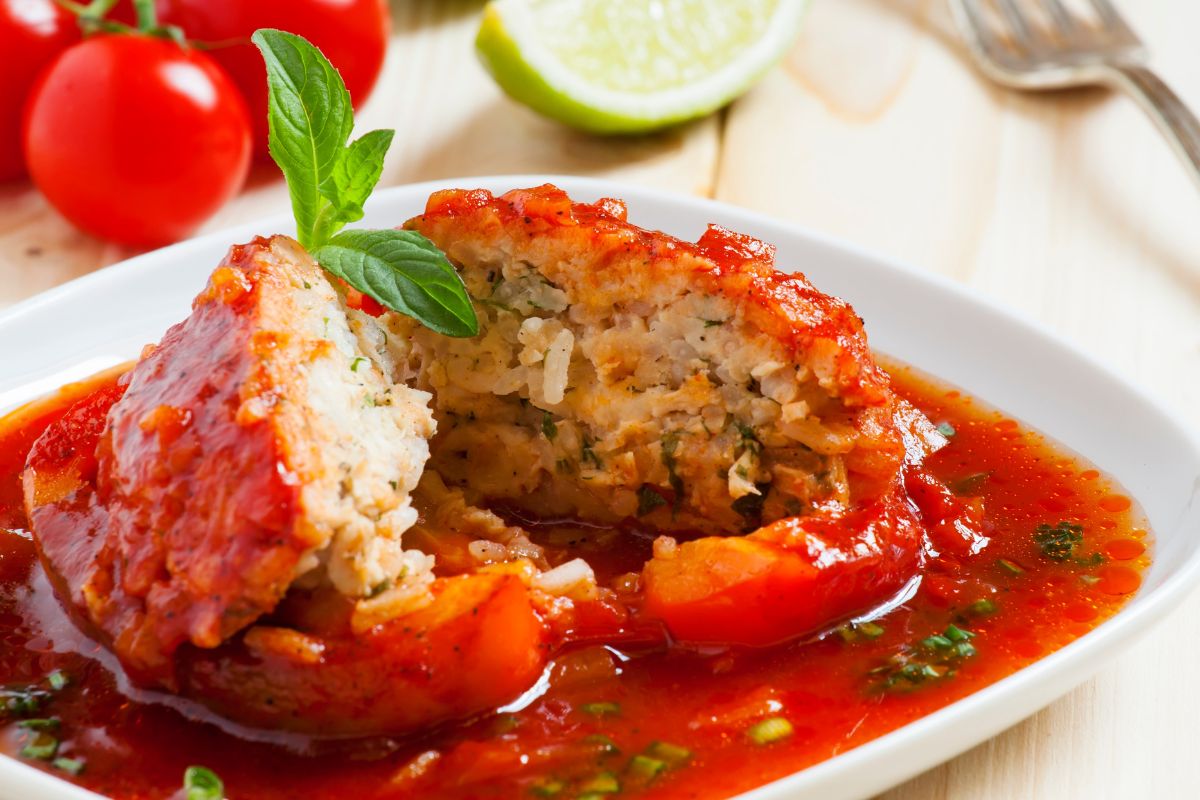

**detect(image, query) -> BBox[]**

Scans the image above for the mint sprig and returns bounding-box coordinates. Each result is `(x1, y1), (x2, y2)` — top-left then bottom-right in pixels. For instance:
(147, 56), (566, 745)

(252, 29), (478, 338)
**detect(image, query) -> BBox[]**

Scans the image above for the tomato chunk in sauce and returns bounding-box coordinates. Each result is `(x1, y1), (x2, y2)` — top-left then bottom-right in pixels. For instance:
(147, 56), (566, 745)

(0, 362), (1149, 799)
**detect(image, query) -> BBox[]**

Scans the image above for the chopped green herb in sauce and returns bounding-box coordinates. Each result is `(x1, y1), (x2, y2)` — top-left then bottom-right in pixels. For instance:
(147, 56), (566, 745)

(183, 765), (225, 800)
(871, 624), (978, 691)
(747, 717), (794, 745)
(541, 412), (558, 441)
(580, 701), (621, 717)
(52, 756), (85, 776)
(836, 621), (886, 642)
(1034, 521), (1102, 564)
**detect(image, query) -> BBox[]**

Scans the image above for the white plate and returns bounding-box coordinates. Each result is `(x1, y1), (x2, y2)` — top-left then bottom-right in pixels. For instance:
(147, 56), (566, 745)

(2, 176), (1199, 800)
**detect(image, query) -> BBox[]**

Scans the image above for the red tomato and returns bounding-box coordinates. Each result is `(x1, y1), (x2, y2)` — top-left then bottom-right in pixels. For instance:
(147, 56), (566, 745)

(23, 35), (252, 247)
(0, 0), (79, 181)
(158, 0), (391, 157)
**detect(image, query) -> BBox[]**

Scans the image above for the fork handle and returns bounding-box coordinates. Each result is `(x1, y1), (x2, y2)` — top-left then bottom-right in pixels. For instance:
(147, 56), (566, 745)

(1105, 64), (1200, 191)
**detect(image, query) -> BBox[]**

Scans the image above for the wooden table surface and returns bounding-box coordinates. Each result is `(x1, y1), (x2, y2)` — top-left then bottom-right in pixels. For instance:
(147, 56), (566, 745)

(2, 1), (1198, 797)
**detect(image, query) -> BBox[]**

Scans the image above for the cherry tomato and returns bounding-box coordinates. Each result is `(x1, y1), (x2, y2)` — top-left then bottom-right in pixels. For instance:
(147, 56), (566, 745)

(157, 0), (391, 157)
(23, 35), (252, 247)
(0, 0), (79, 181)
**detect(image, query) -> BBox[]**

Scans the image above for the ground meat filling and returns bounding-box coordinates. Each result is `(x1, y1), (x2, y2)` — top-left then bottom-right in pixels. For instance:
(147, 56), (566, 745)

(374, 185), (916, 548)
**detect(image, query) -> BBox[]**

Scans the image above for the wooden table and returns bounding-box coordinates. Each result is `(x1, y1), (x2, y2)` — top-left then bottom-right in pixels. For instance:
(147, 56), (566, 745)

(2, 0), (1198, 797)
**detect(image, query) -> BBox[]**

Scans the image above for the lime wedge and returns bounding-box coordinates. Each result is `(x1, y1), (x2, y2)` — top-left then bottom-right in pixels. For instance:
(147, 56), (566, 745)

(476, 0), (809, 134)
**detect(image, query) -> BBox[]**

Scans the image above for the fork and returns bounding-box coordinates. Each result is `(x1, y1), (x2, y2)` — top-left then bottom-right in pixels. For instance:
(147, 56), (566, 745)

(949, 0), (1200, 190)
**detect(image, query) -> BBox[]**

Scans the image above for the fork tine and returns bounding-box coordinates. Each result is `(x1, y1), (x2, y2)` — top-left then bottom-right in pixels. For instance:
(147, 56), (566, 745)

(1037, 0), (1080, 36)
(995, 0), (1041, 52)
(1084, 0), (1141, 45)
(954, 0), (1011, 63)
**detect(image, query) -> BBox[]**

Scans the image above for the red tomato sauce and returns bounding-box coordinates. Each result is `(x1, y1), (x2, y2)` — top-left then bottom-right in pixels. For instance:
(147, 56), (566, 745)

(0, 362), (1150, 799)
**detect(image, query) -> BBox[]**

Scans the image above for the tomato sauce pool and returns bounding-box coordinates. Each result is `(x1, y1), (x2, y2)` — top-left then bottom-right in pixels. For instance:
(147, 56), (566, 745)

(0, 363), (1150, 800)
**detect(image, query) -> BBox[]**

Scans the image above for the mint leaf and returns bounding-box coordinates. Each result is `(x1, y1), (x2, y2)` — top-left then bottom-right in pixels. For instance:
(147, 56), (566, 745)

(253, 29), (353, 248)
(318, 128), (394, 235)
(314, 230), (479, 338)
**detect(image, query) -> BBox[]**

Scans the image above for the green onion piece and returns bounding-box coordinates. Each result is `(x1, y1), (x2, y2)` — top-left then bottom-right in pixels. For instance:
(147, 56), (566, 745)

(922, 635), (953, 650)
(1081, 574), (1101, 586)
(944, 624), (973, 643)
(969, 598), (997, 616)
(183, 766), (225, 800)
(998, 558), (1025, 575)
(529, 778), (565, 797)
(3, 686), (47, 716)
(627, 755), (666, 782)
(936, 422), (957, 438)
(52, 757), (85, 776)
(20, 731), (59, 761)
(645, 740), (692, 765)
(857, 621), (886, 639)
(747, 716), (794, 745)
(46, 671), (69, 692)
(16, 718), (60, 730)
(541, 412), (558, 441)
(577, 770), (620, 794)
(580, 701), (621, 717)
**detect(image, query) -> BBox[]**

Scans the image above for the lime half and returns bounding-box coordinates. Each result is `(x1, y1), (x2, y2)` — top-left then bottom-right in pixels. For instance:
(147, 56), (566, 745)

(476, 0), (809, 134)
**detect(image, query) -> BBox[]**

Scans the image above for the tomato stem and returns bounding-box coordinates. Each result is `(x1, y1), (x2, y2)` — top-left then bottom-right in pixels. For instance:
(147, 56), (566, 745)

(132, 0), (157, 30)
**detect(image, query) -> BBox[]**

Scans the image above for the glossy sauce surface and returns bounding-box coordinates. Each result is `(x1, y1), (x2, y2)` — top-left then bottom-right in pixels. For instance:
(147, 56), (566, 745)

(0, 364), (1149, 799)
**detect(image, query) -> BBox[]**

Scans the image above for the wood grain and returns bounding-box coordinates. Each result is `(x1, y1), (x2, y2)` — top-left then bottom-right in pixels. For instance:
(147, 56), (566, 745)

(1, 0), (1198, 797)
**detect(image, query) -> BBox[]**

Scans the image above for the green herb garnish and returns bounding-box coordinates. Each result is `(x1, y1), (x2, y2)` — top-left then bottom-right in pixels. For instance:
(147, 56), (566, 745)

(747, 716), (794, 745)
(871, 625), (978, 691)
(541, 411), (558, 441)
(998, 558), (1025, 576)
(1034, 521), (1092, 562)
(46, 671), (69, 692)
(644, 741), (691, 765)
(636, 485), (667, 516)
(2, 686), (49, 718)
(578, 771), (620, 794)
(660, 432), (685, 507)
(734, 420), (763, 456)
(252, 30), (477, 338)
(529, 779), (566, 797)
(52, 757), (85, 776)
(183, 765), (225, 800)
(836, 621), (886, 642)
(20, 731), (59, 761)
(580, 701), (621, 718)
(16, 718), (60, 730)
(580, 436), (603, 469)
(627, 754), (666, 782)
(936, 421), (957, 438)
(968, 598), (997, 616)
